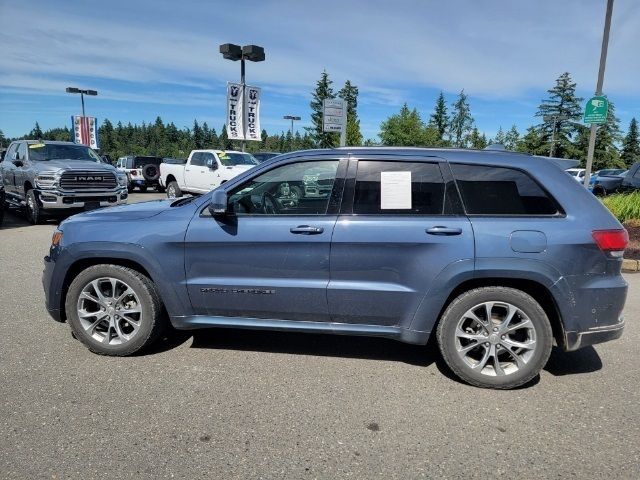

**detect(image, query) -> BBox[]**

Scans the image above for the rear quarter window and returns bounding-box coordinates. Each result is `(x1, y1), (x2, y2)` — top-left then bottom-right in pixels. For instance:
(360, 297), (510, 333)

(450, 163), (560, 216)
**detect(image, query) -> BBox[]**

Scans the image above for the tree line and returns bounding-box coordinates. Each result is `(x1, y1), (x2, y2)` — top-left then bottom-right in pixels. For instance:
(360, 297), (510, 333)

(1, 71), (638, 171)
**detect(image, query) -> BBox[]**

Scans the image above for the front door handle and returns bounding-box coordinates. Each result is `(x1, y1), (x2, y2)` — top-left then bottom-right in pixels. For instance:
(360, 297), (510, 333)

(426, 226), (463, 236)
(290, 225), (324, 235)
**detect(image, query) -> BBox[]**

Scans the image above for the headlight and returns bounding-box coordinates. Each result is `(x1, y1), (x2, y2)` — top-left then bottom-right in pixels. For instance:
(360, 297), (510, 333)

(117, 173), (128, 186)
(35, 174), (58, 189)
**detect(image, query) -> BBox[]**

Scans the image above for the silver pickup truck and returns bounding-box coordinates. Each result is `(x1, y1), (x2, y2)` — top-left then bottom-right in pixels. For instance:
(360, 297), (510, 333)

(0, 140), (128, 224)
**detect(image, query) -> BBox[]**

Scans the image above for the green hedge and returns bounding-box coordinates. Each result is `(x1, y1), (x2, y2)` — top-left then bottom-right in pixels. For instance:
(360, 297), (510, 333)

(602, 191), (640, 223)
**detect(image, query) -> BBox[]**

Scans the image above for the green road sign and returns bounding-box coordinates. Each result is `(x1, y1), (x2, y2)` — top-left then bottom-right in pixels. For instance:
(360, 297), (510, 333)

(583, 95), (609, 124)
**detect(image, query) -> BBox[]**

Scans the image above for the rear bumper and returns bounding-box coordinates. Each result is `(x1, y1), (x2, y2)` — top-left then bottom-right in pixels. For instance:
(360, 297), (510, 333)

(565, 320), (625, 351)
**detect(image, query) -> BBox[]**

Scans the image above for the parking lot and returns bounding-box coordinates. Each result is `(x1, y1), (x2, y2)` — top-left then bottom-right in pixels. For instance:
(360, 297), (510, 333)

(0, 192), (639, 479)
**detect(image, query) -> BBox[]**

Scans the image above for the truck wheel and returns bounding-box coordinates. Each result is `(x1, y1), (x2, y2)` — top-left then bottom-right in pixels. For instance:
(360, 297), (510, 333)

(156, 185), (165, 193)
(138, 185), (148, 193)
(26, 189), (43, 224)
(65, 264), (167, 356)
(436, 287), (553, 390)
(166, 181), (182, 199)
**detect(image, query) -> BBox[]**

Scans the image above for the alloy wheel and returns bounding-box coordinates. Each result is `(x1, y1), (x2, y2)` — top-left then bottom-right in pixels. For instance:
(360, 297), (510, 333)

(454, 301), (537, 377)
(76, 277), (142, 345)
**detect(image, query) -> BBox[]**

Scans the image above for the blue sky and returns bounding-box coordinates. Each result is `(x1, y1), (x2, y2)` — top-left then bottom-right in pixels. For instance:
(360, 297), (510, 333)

(1, 0), (639, 142)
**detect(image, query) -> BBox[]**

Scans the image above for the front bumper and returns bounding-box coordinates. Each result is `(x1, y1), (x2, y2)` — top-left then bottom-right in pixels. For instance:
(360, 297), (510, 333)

(37, 188), (128, 210)
(43, 254), (64, 322)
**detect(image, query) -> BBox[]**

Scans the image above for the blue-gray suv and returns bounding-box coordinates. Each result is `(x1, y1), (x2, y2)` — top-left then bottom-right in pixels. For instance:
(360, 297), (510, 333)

(42, 148), (629, 389)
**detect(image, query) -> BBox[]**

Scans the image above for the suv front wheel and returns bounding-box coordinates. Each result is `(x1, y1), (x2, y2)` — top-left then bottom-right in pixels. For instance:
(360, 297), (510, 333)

(437, 287), (553, 389)
(65, 264), (167, 356)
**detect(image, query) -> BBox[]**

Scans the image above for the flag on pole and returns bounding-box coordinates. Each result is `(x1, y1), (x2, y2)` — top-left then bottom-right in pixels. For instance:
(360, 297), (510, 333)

(72, 115), (99, 149)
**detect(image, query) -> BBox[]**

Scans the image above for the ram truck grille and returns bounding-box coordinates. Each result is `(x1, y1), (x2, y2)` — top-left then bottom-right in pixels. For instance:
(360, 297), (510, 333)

(59, 171), (117, 190)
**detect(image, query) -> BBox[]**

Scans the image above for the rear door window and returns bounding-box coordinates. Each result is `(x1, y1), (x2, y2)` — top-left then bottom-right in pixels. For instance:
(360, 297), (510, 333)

(450, 164), (560, 215)
(353, 161), (446, 215)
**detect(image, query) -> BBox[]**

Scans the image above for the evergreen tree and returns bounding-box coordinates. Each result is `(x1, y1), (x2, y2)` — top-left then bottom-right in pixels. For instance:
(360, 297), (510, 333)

(494, 127), (506, 145)
(338, 80), (363, 146)
(429, 92), (449, 143)
(504, 125), (520, 150)
(621, 118), (640, 167)
(219, 124), (232, 150)
(193, 119), (204, 149)
(516, 127), (545, 155)
(99, 119), (116, 155)
(535, 72), (583, 158)
(468, 128), (487, 149)
(379, 103), (433, 146)
(30, 122), (43, 138)
(308, 70), (338, 148)
(448, 90), (474, 147)
(0, 129), (6, 148)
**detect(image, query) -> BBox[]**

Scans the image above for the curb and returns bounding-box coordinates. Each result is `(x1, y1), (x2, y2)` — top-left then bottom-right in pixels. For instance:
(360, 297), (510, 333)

(622, 258), (639, 273)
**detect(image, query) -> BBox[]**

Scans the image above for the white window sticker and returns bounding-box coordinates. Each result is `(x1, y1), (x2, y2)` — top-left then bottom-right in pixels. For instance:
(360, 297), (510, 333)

(380, 171), (412, 209)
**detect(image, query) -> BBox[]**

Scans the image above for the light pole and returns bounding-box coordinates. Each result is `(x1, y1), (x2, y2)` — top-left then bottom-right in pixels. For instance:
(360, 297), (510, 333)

(219, 44), (265, 152)
(283, 115), (301, 136)
(583, 0), (614, 188)
(66, 87), (98, 116)
(543, 114), (569, 157)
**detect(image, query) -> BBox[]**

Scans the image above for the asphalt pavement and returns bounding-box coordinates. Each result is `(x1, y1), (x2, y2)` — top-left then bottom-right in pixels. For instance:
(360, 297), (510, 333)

(1, 192), (639, 479)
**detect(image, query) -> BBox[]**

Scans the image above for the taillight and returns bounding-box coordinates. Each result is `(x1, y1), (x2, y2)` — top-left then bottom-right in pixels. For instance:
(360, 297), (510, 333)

(592, 229), (628, 256)
(131, 170), (138, 175)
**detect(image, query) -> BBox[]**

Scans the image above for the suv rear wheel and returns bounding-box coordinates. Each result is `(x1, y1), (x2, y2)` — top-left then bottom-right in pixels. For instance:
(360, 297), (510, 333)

(437, 287), (553, 389)
(65, 264), (167, 356)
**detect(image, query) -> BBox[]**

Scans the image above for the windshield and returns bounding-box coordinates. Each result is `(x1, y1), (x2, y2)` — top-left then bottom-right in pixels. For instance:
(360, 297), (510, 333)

(28, 143), (101, 162)
(218, 152), (258, 167)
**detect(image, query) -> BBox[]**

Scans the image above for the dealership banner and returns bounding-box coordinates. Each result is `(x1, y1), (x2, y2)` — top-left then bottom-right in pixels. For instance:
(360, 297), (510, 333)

(71, 115), (99, 149)
(244, 85), (262, 141)
(226, 83), (244, 140)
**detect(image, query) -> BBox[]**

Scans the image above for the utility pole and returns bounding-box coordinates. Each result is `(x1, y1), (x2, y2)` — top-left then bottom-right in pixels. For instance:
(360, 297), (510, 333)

(583, 0), (614, 188)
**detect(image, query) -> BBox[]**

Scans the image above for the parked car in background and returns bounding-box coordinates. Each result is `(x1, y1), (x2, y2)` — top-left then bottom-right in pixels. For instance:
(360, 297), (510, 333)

(43, 147), (628, 389)
(589, 169), (626, 187)
(591, 170), (628, 196)
(619, 162), (640, 193)
(159, 149), (258, 198)
(116, 156), (164, 192)
(253, 152), (280, 163)
(566, 168), (588, 183)
(0, 140), (128, 224)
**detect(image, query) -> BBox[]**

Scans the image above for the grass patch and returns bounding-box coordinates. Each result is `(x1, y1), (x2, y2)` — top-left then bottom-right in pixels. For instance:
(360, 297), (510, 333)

(602, 191), (640, 223)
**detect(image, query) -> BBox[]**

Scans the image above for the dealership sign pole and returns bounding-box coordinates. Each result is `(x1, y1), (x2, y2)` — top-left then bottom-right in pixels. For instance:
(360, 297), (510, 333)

(583, 0), (614, 189)
(323, 98), (347, 147)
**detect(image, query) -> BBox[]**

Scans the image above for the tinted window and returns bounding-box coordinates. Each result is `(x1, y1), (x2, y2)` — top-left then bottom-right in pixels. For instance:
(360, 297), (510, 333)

(190, 152), (204, 166)
(133, 156), (162, 168)
(353, 161), (445, 215)
(17, 143), (27, 161)
(229, 160), (338, 215)
(451, 164), (559, 215)
(4, 144), (17, 162)
(27, 143), (101, 162)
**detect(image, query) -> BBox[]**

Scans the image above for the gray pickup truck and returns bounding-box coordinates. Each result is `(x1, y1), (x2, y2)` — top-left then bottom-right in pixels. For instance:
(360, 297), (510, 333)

(0, 140), (128, 224)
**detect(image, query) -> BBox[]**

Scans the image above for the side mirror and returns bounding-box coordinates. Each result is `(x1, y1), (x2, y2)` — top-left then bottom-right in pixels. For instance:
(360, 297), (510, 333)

(13, 160), (24, 168)
(208, 189), (228, 216)
(206, 158), (217, 170)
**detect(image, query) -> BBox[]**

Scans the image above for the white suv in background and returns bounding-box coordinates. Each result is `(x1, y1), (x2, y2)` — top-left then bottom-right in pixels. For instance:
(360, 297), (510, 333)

(116, 156), (164, 193)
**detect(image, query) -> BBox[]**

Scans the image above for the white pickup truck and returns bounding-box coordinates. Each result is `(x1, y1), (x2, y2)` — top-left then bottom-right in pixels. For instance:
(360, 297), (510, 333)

(159, 150), (258, 198)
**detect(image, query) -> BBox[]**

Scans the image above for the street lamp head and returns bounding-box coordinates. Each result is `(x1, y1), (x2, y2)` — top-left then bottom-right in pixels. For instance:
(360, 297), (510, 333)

(219, 43), (242, 61)
(284, 115), (301, 121)
(242, 45), (265, 62)
(85, 90), (98, 96)
(66, 87), (80, 94)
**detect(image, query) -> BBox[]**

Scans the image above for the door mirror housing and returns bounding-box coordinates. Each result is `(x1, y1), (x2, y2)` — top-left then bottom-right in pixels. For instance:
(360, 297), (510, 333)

(206, 158), (217, 170)
(208, 189), (228, 216)
(13, 160), (24, 168)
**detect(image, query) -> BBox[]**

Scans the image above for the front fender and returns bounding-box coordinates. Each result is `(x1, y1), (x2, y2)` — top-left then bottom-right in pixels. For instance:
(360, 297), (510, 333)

(51, 241), (191, 320)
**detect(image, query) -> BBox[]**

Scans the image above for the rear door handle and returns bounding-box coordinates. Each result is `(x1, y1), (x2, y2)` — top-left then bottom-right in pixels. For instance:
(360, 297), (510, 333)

(290, 225), (324, 235)
(426, 226), (463, 236)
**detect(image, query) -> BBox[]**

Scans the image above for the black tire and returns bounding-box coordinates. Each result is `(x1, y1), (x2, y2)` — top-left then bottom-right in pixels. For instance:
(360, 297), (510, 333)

(436, 287), (553, 390)
(593, 186), (606, 196)
(166, 181), (182, 199)
(142, 164), (160, 182)
(156, 185), (165, 193)
(65, 264), (167, 356)
(127, 182), (134, 193)
(138, 185), (148, 193)
(25, 189), (43, 224)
